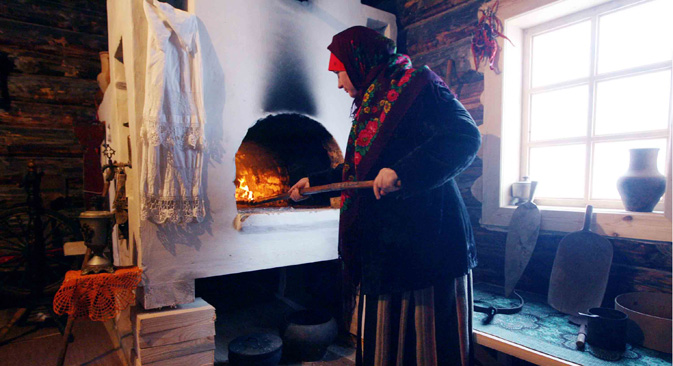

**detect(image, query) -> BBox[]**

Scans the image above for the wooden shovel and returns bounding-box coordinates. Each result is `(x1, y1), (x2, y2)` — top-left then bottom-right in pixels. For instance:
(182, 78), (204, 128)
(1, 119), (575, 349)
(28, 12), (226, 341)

(504, 181), (540, 297)
(248, 180), (375, 205)
(548, 205), (613, 317)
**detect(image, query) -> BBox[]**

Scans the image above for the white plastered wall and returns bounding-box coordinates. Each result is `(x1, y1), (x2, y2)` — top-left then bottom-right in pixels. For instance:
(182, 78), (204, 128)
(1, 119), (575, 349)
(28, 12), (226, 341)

(102, 0), (397, 309)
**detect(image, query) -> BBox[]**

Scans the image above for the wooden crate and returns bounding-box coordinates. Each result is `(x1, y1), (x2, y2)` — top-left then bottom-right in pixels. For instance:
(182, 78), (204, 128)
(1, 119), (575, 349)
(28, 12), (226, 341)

(132, 298), (216, 365)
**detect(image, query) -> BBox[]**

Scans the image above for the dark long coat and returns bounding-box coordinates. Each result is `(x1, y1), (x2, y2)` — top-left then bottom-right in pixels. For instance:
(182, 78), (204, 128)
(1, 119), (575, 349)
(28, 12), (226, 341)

(311, 82), (481, 295)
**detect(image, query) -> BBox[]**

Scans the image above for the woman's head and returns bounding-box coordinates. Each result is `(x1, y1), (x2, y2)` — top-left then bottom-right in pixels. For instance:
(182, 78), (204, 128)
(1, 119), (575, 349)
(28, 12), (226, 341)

(327, 26), (396, 95)
(329, 51), (359, 98)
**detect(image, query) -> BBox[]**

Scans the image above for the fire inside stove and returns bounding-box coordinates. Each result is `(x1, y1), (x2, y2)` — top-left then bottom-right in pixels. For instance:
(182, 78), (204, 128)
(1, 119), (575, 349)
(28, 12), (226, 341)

(235, 114), (343, 209)
(235, 141), (289, 206)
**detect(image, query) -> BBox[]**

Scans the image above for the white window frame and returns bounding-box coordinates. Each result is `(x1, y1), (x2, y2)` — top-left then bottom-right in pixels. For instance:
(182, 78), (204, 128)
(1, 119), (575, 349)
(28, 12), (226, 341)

(480, 0), (672, 243)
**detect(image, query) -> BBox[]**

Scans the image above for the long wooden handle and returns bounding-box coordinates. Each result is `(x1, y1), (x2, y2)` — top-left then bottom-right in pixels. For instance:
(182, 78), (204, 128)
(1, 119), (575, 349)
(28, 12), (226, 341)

(248, 180), (375, 205)
(582, 205), (593, 232)
(576, 323), (587, 350)
(302, 180), (374, 195)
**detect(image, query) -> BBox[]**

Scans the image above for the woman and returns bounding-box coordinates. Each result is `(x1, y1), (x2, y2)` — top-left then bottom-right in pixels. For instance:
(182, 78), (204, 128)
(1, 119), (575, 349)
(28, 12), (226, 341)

(289, 26), (481, 366)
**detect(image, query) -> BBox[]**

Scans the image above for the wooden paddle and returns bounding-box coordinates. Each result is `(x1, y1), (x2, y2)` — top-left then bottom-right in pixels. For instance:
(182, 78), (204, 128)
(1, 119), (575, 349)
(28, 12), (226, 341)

(504, 181), (540, 297)
(548, 205), (613, 317)
(247, 180), (375, 205)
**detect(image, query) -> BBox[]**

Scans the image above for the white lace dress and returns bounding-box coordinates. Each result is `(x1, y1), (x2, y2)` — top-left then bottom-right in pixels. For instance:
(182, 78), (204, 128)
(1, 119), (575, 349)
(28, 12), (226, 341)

(140, 0), (205, 224)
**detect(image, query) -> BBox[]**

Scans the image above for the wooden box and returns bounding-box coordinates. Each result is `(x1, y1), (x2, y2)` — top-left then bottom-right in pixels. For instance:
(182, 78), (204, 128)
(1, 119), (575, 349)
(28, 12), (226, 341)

(131, 298), (216, 365)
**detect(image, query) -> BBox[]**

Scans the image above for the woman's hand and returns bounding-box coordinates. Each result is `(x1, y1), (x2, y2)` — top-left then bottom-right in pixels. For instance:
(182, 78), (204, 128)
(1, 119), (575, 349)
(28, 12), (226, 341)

(289, 177), (310, 202)
(373, 168), (401, 200)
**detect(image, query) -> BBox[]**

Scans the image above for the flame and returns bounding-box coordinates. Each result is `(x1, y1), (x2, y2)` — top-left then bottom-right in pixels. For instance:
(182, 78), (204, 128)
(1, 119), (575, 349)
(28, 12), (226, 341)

(237, 177), (254, 202)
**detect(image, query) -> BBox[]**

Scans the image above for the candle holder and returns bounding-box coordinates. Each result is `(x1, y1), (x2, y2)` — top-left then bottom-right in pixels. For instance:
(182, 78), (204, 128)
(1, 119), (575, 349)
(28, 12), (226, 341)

(79, 211), (115, 275)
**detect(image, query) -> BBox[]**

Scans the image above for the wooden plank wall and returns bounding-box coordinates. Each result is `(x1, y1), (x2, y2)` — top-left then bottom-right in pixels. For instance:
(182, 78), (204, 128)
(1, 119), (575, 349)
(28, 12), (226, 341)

(393, 0), (672, 301)
(0, 0), (107, 211)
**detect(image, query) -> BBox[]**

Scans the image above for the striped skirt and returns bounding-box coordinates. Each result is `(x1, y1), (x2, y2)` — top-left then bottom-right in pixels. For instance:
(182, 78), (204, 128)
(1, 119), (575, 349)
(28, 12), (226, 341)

(356, 273), (472, 366)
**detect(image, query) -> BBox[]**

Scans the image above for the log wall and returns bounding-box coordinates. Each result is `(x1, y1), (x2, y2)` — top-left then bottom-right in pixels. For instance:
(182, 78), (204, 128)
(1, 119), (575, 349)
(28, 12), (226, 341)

(392, 0), (671, 301)
(0, 0), (107, 211)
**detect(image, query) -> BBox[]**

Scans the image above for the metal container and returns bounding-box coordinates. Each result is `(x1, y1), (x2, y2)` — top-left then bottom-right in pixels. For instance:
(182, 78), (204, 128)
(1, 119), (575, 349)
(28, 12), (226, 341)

(583, 307), (628, 351)
(228, 333), (282, 366)
(79, 211), (115, 275)
(615, 292), (672, 353)
(510, 177), (532, 205)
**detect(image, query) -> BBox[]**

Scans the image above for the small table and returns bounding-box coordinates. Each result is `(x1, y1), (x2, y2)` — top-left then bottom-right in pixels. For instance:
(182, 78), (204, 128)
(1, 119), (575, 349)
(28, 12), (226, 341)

(473, 283), (672, 366)
(53, 266), (142, 366)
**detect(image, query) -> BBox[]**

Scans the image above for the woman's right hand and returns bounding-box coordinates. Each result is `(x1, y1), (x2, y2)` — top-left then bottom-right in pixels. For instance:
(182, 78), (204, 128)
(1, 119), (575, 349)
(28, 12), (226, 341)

(289, 177), (310, 202)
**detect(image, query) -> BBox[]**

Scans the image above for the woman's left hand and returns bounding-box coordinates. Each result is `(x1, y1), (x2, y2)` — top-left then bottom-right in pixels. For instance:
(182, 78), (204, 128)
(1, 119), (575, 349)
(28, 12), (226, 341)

(373, 168), (401, 200)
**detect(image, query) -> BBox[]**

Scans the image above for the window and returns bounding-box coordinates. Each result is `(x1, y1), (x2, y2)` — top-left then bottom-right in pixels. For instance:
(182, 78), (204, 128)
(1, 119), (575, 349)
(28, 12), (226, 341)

(480, 0), (672, 242)
(521, 0), (672, 210)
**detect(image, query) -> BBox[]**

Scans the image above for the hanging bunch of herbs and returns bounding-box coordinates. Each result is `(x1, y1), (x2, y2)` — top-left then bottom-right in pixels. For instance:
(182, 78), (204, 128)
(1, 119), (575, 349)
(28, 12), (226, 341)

(471, 0), (512, 73)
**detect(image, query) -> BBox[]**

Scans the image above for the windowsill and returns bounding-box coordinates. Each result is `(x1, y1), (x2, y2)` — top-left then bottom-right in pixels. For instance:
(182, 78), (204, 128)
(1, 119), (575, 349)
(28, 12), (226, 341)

(481, 204), (671, 243)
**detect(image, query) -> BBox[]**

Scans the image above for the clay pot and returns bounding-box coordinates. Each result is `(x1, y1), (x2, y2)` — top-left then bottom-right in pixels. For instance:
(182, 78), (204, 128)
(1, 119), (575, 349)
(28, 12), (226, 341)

(281, 309), (338, 362)
(616, 148), (666, 212)
(97, 51), (110, 93)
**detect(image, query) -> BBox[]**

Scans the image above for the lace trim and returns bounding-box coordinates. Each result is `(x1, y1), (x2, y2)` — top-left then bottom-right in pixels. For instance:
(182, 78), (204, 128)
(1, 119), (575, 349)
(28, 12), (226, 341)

(141, 195), (206, 224)
(141, 115), (204, 149)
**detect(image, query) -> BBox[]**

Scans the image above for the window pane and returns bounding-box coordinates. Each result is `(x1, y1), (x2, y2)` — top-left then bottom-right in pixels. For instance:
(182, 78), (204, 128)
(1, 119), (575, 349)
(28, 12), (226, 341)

(530, 85), (589, 141)
(592, 139), (667, 200)
(598, 0), (673, 74)
(529, 145), (586, 198)
(595, 70), (671, 135)
(532, 21), (591, 88)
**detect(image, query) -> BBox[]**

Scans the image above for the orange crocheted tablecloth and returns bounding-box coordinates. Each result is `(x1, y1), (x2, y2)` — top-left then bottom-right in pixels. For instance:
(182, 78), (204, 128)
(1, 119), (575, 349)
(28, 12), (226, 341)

(53, 267), (143, 321)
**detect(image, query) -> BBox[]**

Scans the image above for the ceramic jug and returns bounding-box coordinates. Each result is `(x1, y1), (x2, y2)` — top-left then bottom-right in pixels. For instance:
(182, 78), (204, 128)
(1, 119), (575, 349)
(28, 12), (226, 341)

(617, 148), (666, 212)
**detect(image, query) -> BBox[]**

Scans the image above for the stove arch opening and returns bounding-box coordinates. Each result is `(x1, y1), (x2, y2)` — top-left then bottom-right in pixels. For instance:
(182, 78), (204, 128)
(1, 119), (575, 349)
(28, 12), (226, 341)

(235, 113), (343, 209)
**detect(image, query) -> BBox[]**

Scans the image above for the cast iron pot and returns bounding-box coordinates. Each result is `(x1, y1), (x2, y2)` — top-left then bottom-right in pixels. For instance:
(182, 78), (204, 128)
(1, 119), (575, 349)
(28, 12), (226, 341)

(583, 307), (628, 352)
(281, 309), (338, 362)
(228, 333), (282, 366)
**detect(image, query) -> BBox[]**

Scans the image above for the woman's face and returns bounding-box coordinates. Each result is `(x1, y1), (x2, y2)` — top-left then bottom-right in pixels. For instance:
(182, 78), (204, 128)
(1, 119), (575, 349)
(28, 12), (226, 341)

(336, 71), (360, 98)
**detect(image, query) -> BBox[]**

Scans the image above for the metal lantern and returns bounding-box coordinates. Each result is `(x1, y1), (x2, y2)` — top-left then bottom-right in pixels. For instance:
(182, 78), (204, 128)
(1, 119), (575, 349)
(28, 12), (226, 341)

(79, 211), (115, 275)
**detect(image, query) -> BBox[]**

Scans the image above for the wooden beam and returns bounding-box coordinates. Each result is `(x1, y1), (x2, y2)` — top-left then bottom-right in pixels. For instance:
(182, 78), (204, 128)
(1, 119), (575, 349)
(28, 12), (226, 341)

(0, 101), (96, 129)
(404, 1), (482, 57)
(0, 126), (80, 146)
(12, 0), (107, 14)
(7, 73), (98, 106)
(397, 0), (472, 27)
(134, 336), (215, 364)
(0, 17), (106, 59)
(0, 2), (107, 35)
(131, 349), (214, 366)
(132, 298), (215, 336)
(0, 142), (82, 158)
(136, 320), (215, 349)
(0, 45), (101, 79)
